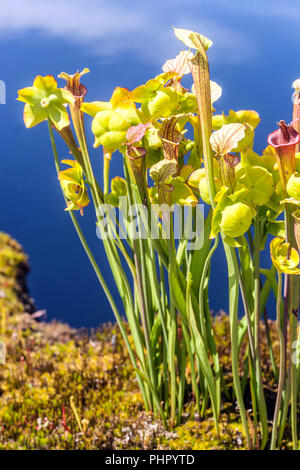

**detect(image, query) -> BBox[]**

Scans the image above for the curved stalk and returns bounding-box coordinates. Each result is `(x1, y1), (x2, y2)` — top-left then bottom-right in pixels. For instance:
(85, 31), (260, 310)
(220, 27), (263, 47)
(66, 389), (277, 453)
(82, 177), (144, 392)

(69, 112), (156, 410)
(198, 236), (221, 416)
(237, 261), (256, 364)
(271, 272), (285, 450)
(253, 214), (268, 449)
(190, 41), (252, 446)
(223, 243), (253, 449)
(103, 150), (111, 198)
(186, 272), (219, 435)
(47, 119), (149, 407)
(284, 203), (299, 449)
(123, 160), (159, 414)
(277, 370), (291, 447)
(166, 217), (178, 426)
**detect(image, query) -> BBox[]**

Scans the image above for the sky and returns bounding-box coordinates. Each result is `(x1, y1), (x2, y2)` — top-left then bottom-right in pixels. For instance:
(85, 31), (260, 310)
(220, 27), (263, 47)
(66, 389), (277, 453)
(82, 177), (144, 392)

(0, 0), (299, 327)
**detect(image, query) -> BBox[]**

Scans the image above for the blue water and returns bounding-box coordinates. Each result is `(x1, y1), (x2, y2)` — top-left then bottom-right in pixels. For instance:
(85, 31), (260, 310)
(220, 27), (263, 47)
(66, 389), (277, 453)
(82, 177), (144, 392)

(1, 4), (299, 327)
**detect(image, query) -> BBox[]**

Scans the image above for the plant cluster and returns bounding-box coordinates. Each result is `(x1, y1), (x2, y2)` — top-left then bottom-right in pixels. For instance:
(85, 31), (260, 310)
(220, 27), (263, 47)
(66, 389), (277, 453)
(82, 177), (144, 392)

(0, 257), (275, 451)
(0, 308), (251, 450)
(17, 28), (300, 449)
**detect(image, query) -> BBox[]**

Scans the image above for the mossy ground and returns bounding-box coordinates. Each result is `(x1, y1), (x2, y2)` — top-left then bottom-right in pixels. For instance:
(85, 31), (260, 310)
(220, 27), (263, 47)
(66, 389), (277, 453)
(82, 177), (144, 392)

(0, 232), (291, 450)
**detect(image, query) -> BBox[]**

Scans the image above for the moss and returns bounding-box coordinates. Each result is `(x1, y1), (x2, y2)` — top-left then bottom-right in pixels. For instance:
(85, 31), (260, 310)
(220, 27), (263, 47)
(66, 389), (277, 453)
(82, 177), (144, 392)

(0, 232), (293, 450)
(159, 417), (245, 450)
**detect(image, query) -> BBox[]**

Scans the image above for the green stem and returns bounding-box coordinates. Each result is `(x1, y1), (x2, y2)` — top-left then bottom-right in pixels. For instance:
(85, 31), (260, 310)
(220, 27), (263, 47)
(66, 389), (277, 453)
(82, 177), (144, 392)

(253, 214), (268, 449)
(140, 238), (153, 329)
(103, 151), (111, 198)
(284, 203), (299, 449)
(290, 298), (298, 450)
(132, 238), (156, 411)
(149, 245), (168, 346)
(47, 119), (149, 407)
(198, 236), (221, 416)
(186, 272), (219, 435)
(124, 160), (158, 412)
(167, 217), (178, 426)
(237, 262), (256, 364)
(270, 272), (285, 449)
(277, 370), (291, 447)
(248, 356), (258, 447)
(70, 116), (151, 405)
(250, 237), (278, 382)
(182, 323), (200, 414)
(177, 337), (186, 424)
(223, 243), (253, 449)
(263, 307), (279, 383)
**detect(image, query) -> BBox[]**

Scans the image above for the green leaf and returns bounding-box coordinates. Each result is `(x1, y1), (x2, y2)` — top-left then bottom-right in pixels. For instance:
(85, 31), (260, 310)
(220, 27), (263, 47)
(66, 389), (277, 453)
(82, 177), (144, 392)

(166, 178), (198, 206)
(270, 238), (300, 274)
(145, 127), (162, 150)
(81, 101), (112, 117)
(212, 109), (260, 130)
(173, 27), (213, 51)
(17, 86), (44, 105)
(154, 71), (178, 85)
(107, 176), (127, 206)
(145, 148), (162, 168)
(210, 186), (230, 237)
(92, 110), (129, 151)
(23, 103), (48, 128)
(287, 172), (300, 200)
(58, 159), (89, 211)
(111, 176), (127, 195)
(236, 166), (274, 206)
(220, 202), (255, 238)
(199, 175), (223, 205)
(33, 75), (58, 93)
(240, 148), (276, 173)
(268, 220), (285, 238)
(18, 74), (73, 130)
(143, 89), (179, 118)
(178, 164), (194, 182)
(223, 235), (242, 247)
(48, 103), (70, 131)
(188, 168), (204, 189)
(227, 183), (250, 204)
(129, 79), (162, 103)
(260, 268), (278, 299)
(178, 92), (198, 113)
(239, 235), (254, 312)
(114, 100), (141, 126)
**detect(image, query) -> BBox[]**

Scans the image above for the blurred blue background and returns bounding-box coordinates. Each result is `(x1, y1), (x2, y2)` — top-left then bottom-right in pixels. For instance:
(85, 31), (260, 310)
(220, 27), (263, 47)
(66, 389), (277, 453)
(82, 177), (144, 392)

(0, 0), (299, 327)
